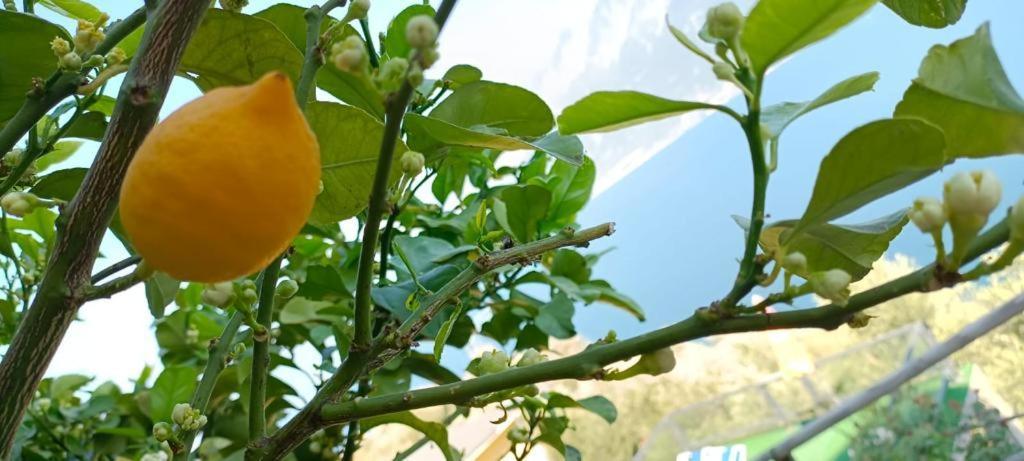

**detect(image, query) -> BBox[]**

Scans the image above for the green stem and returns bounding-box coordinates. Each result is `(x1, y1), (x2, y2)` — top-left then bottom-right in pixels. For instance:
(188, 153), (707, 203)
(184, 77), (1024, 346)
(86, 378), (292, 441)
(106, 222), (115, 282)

(721, 75), (766, 308)
(359, 18), (379, 69)
(90, 255), (141, 284)
(177, 312), (245, 461)
(248, 257), (282, 449)
(320, 220), (1010, 425)
(84, 270), (143, 300)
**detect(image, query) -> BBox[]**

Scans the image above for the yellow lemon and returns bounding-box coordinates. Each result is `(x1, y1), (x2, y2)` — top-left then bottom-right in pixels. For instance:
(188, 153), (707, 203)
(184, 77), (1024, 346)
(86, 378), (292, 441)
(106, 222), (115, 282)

(120, 72), (320, 282)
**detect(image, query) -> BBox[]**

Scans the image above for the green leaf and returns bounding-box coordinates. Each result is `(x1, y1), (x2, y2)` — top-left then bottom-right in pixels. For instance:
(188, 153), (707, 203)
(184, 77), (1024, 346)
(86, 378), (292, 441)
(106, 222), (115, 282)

(391, 234), (456, 275)
(492, 185), (551, 243)
(546, 392), (618, 423)
(894, 24), (1024, 158)
(762, 72), (880, 139)
(253, 3), (385, 118)
(0, 11), (69, 126)
(62, 111), (108, 141)
(383, 4), (436, 61)
(882, 0), (965, 28)
(557, 91), (712, 135)
(433, 302), (463, 362)
(741, 0), (878, 76)
(31, 167), (87, 201)
(790, 118), (945, 239)
(579, 280), (645, 321)
(306, 102), (405, 224)
(279, 297), (343, 325)
(37, 0), (104, 22)
(761, 210), (908, 281)
(403, 352), (461, 385)
(34, 140), (81, 172)
(430, 81), (554, 137)
(296, 265), (351, 300)
(404, 114), (583, 166)
(149, 366), (198, 423)
(545, 157), (595, 227)
(144, 272), (180, 319)
(549, 249), (590, 285)
(253, 3), (323, 50)
(49, 374), (91, 400)
(362, 411), (457, 461)
(442, 64), (482, 88)
(534, 293), (575, 339)
(180, 9), (302, 91)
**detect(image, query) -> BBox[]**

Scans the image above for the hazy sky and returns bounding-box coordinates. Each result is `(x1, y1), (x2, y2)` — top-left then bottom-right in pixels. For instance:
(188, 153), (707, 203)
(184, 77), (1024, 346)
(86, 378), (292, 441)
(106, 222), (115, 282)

(23, 0), (1024, 395)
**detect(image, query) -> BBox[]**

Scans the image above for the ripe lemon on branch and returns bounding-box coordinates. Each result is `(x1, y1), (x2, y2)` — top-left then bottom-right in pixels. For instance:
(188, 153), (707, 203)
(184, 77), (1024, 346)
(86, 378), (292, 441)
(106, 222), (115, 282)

(120, 72), (320, 283)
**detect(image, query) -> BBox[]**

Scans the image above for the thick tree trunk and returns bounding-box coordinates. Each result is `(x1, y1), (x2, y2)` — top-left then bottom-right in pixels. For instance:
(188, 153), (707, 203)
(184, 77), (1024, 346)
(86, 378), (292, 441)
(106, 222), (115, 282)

(0, 1), (210, 455)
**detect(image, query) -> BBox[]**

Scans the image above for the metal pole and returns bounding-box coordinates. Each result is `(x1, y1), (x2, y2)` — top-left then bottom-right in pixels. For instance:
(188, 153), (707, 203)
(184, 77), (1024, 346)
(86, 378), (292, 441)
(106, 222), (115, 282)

(757, 293), (1024, 461)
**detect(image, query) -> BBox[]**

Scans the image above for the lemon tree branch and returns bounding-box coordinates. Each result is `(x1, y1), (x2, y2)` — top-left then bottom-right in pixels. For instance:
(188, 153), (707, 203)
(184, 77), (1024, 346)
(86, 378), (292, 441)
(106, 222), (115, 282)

(318, 220), (1010, 425)
(0, 6), (146, 168)
(0, 1), (210, 455)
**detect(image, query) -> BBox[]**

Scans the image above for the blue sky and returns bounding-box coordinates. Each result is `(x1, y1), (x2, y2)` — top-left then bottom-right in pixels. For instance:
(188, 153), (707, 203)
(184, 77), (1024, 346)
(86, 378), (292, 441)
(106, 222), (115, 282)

(28, 0), (1024, 389)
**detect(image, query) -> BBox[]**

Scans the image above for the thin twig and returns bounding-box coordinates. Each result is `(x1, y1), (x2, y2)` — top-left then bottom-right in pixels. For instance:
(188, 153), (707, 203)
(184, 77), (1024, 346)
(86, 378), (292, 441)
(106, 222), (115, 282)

(90, 255), (141, 284)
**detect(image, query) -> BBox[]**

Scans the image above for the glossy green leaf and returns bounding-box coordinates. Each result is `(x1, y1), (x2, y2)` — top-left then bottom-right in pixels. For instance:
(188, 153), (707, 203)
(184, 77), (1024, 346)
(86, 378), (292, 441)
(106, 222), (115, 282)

(403, 352), (461, 385)
(557, 91), (713, 135)
(790, 118), (945, 239)
(34, 140), (81, 172)
(545, 156), (595, 227)
(144, 273), (180, 319)
(894, 24), (1024, 158)
(306, 102), (405, 224)
(741, 0), (878, 75)
(545, 392), (617, 423)
(37, 0), (104, 22)
(296, 265), (351, 300)
(762, 72), (879, 139)
(535, 293), (575, 339)
(404, 114), (583, 166)
(392, 235), (457, 276)
(549, 249), (590, 285)
(430, 81), (554, 137)
(31, 167), (87, 201)
(49, 374), (91, 400)
(433, 302), (463, 362)
(62, 111), (108, 141)
(762, 210), (908, 281)
(442, 64), (482, 88)
(149, 366), (197, 423)
(579, 280), (645, 321)
(384, 4), (436, 61)
(279, 297), (343, 325)
(180, 9), (302, 91)
(492, 184), (551, 243)
(362, 411), (457, 461)
(882, 0), (966, 28)
(254, 3), (385, 118)
(0, 11), (69, 125)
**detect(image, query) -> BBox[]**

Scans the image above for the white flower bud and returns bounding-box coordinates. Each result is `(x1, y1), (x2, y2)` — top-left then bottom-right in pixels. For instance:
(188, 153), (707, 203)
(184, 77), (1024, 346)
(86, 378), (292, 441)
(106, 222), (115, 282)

(943, 170), (1001, 218)
(347, 0), (370, 20)
(333, 48), (365, 73)
(810, 269), (852, 306)
(171, 403), (191, 425)
(704, 2), (744, 41)
(201, 281), (234, 307)
(59, 52), (82, 71)
(152, 422), (173, 442)
(781, 251), (807, 273)
(712, 61), (735, 81)
(105, 47), (127, 65)
(471, 350), (509, 376)
(516, 348), (547, 367)
(276, 279), (298, 299)
(400, 150), (425, 176)
(405, 15), (438, 49)
(50, 37), (71, 57)
(1, 191), (39, 217)
(909, 196), (946, 233)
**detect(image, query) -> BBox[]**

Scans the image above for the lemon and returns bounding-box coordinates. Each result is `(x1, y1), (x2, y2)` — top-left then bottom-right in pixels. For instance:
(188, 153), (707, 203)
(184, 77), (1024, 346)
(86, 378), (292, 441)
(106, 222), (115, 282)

(120, 72), (320, 282)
